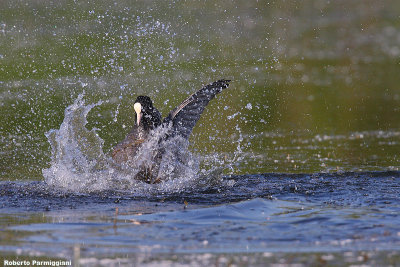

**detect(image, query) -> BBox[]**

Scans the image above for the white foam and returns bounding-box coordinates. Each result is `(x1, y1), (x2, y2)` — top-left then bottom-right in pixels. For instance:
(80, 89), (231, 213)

(43, 94), (224, 194)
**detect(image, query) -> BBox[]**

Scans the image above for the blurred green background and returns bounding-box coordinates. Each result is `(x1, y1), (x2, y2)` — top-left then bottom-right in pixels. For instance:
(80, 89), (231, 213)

(1, 0), (400, 180)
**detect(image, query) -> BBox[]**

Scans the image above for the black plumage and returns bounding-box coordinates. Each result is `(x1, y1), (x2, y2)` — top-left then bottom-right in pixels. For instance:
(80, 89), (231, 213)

(112, 79), (231, 183)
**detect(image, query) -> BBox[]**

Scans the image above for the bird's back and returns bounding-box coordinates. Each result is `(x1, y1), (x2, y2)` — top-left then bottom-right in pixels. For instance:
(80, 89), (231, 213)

(111, 125), (148, 164)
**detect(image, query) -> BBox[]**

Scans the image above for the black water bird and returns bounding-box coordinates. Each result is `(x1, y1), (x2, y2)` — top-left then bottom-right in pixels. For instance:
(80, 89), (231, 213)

(112, 79), (231, 183)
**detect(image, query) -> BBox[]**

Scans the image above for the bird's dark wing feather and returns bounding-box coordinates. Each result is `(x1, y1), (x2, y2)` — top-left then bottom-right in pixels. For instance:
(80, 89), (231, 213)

(163, 79), (230, 139)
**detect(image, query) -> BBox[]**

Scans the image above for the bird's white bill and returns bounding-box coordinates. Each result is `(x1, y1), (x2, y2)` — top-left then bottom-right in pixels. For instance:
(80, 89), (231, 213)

(134, 102), (142, 125)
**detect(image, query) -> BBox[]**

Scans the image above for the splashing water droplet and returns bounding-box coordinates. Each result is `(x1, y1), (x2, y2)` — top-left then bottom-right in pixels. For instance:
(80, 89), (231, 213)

(43, 94), (227, 194)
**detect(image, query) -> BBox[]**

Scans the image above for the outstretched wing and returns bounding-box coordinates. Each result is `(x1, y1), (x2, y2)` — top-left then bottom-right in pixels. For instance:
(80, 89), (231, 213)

(163, 79), (231, 139)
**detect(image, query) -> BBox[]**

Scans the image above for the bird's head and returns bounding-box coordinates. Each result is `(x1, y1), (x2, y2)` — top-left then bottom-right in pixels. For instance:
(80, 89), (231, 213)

(133, 96), (161, 130)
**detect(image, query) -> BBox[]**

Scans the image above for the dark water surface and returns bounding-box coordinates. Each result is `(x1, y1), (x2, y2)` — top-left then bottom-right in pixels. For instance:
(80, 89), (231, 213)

(1, 172), (400, 265)
(1, 0), (400, 266)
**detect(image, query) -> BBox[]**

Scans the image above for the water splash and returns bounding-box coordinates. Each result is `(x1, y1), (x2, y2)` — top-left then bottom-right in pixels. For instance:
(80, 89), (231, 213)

(42, 94), (225, 194)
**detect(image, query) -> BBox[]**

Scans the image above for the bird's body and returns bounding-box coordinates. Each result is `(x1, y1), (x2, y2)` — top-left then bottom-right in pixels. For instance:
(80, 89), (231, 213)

(112, 96), (162, 164)
(111, 79), (231, 183)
